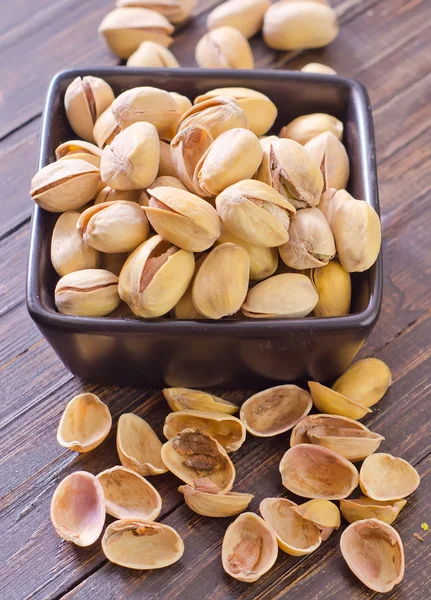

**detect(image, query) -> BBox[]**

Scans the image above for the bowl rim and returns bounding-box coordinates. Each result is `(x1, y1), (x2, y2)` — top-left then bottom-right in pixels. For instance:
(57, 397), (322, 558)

(26, 67), (382, 335)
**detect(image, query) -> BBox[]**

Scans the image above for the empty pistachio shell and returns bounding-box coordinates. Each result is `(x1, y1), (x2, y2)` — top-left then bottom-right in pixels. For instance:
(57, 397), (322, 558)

(280, 443), (359, 499)
(102, 519), (184, 569)
(57, 393), (112, 453)
(55, 269), (120, 317)
(281, 113), (343, 146)
(309, 259), (351, 317)
(195, 26), (254, 70)
(340, 497), (407, 526)
(117, 413), (168, 476)
(179, 96), (248, 140)
(301, 63), (337, 75)
(240, 385), (312, 437)
(179, 484), (253, 517)
(50, 471), (105, 546)
(308, 425), (383, 463)
(51, 212), (100, 276)
(340, 519), (405, 593)
(242, 273), (318, 319)
(161, 429), (235, 493)
(170, 124), (214, 194)
(318, 188), (353, 230)
(93, 107), (120, 149)
(163, 387), (239, 414)
(95, 186), (141, 204)
(127, 40), (179, 67)
(116, 0), (195, 24)
(360, 453), (420, 501)
(97, 466), (162, 521)
(333, 358), (392, 408)
(207, 0), (270, 39)
(222, 512), (278, 582)
(308, 382), (372, 420)
(305, 131), (349, 191)
(293, 499), (341, 529)
(291, 414), (372, 445)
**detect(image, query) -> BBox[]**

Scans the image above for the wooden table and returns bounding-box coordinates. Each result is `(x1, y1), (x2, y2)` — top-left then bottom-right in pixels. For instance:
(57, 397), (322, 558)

(1, 1), (430, 598)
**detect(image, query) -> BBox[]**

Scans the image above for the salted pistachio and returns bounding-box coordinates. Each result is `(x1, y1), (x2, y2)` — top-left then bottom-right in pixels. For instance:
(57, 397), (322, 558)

(97, 466), (162, 521)
(207, 0), (270, 39)
(178, 96), (248, 140)
(139, 175), (188, 205)
(279, 207), (335, 269)
(242, 273), (318, 319)
(263, 1), (339, 51)
(102, 519), (184, 569)
(161, 429), (235, 493)
(305, 131), (349, 190)
(216, 180), (295, 248)
(333, 358), (392, 407)
(93, 107), (120, 149)
(333, 198), (382, 272)
(301, 63), (337, 75)
(240, 385), (312, 437)
(340, 497), (407, 526)
(308, 381), (372, 420)
(64, 76), (115, 143)
(192, 243), (250, 320)
(280, 443), (359, 499)
(95, 186), (141, 205)
(163, 387), (239, 414)
(30, 159), (100, 212)
(179, 484), (253, 517)
(171, 253), (206, 319)
(55, 269), (120, 317)
(119, 235), (195, 318)
(143, 186), (221, 252)
(101, 252), (128, 276)
(318, 188), (353, 230)
(127, 40), (179, 67)
(116, 0), (195, 24)
(55, 140), (103, 166)
(51, 212), (100, 276)
(308, 259), (351, 317)
(170, 124), (214, 194)
(195, 26), (254, 70)
(340, 519), (405, 593)
(360, 453), (420, 501)
(222, 512), (278, 582)
(260, 498), (322, 556)
(117, 412), (168, 476)
(50, 471), (105, 546)
(195, 88), (277, 137)
(98, 8), (174, 59)
(57, 392), (112, 452)
(281, 113), (343, 146)
(100, 122), (160, 190)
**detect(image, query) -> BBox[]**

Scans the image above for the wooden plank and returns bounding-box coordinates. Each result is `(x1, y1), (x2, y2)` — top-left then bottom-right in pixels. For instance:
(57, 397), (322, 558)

(0, 222), (29, 317)
(0, 303), (41, 366)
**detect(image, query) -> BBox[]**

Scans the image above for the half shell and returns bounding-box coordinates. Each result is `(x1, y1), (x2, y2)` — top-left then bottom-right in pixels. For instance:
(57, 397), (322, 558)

(291, 414), (371, 445)
(340, 497), (407, 525)
(359, 453), (420, 500)
(117, 413), (168, 476)
(307, 425), (383, 462)
(308, 381), (372, 420)
(293, 499), (340, 529)
(163, 387), (239, 414)
(179, 484), (253, 517)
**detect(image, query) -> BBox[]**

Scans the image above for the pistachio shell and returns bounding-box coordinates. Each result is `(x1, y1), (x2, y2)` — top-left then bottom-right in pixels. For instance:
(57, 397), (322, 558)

(290, 413), (370, 446)
(163, 387), (239, 414)
(57, 393), (112, 452)
(281, 113), (343, 146)
(170, 124), (214, 194)
(305, 131), (349, 191)
(56, 140), (103, 161)
(117, 413), (168, 476)
(340, 497), (407, 526)
(93, 107), (120, 149)
(170, 91), (193, 116)
(179, 484), (253, 517)
(207, 0), (270, 39)
(51, 212), (100, 276)
(172, 253), (207, 319)
(55, 269), (120, 317)
(333, 358), (392, 407)
(127, 40), (179, 67)
(359, 453), (420, 501)
(308, 425), (384, 462)
(116, 0), (195, 24)
(195, 26), (254, 70)
(95, 186), (141, 204)
(309, 259), (351, 317)
(301, 63), (337, 75)
(179, 96), (248, 140)
(317, 188), (353, 229)
(308, 381), (372, 420)
(139, 176), (188, 205)
(293, 499), (341, 529)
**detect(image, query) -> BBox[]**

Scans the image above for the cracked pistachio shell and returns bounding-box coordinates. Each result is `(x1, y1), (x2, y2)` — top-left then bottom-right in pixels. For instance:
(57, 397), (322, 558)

(333, 199), (382, 272)
(93, 107), (121, 149)
(195, 128), (263, 197)
(291, 414), (372, 446)
(318, 188), (353, 230)
(240, 385), (312, 437)
(127, 40), (179, 67)
(117, 413), (168, 476)
(143, 186), (221, 252)
(57, 393), (112, 452)
(208, 0), (270, 39)
(308, 259), (351, 317)
(30, 159), (101, 212)
(192, 243), (250, 319)
(242, 273), (318, 319)
(360, 453), (420, 501)
(179, 484), (253, 517)
(307, 425), (384, 463)
(279, 207), (335, 269)
(64, 76), (115, 143)
(333, 358), (392, 408)
(50, 472), (105, 546)
(216, 180), (295, 248)
(263, 1), (339, 51)
(55, 269), (120, 317)
(139, 175), (188, 205)
(102, 519), (184, 569)
(179, 96), (248, 140)
(170, 124), (214, 194)
(95, 186), (141, 204)
(51, 212), (100, 276)
(116, 0), (196, 24)
(308, 381), (372, 420)
(293, 499), (341, 530)
(281, 113), (343, 146)
(305, 131), (349, 191)
(222, 512), (278, 582)
(340, 497), (407, 526)
(101, 122), (160, 190)
(98, 8), (174, 59)
(97, 466), (162, 521)
(301, 63), (337, 75)
(195, 88), (277, 137)
(171, 253), (206, 319)
(55, 140), (103, 163)
(163, 387), (239, 414)
(260, 498), (322, 556)
(161, 429), (235, 493)
(340, 519), (405, 593)
(280, 443), (359, 499)
(195, 26), (254, 70)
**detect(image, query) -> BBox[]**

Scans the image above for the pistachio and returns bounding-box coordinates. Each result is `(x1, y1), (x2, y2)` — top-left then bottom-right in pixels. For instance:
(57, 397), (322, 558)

(178, 96), (248, 140)
(170, 124), (214, 194)
(309, 259), (351, 317)
(207, 0), (270, 39)
(116, 0), (195, 24)
(51, 212), (100, 276)
(139, 175), (188, 205)
(117, 412), (168, 476)
(170, 91), (193, 118)
(57, 393), (112, 453)
(304, 131), (349, 190)
(293, 499), (341, 530)
(307, 425), (384, 462)
(93, 107), (120, 149)
(171, 253), (207, 319)
(333, 358), (392, 407)
(308, 381), (372, 420)
(98, 8), (174, 59)
(95, 186), (141, 205)
(127, 40), (179, 67)
(119, 235), (195, 318)
(100, 122), (160, 190)
(159, 139), (180, 178)
(360, 453), (420, 501)
(55, 140), (103, 163)
(255, 135), (279, 186)
(281, 113), (343, 146)
(101, 252), (128, 276)
(301, 63), (337, 75)
(64, 76), (115, 143)
(179, 484), (253, 517)
(55, 269), (120, 317)
(195, 26), (254, 69)
(163, 387), (239, 414)
(317, 188), (353, 230)
(340, 497), (407, 526)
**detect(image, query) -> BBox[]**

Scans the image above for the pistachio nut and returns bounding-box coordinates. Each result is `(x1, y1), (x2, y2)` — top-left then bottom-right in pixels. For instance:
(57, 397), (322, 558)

(116, 0), (195, 24)
(308, 381), (372, 420)
(333, 199), (382, 272)
(291, 413), (374, 446)
(179, 484), (253, 517)
(163, 387), (239, 414)
(178, 97), (248, 140)
(101, 252), (128, 276)
(195, 26), (254, 70)
(309, 259), (351, 317)
(340, 497), (407, 526)
(263, 1), (339, 51)
(139, 175), (188, 205)
(127, 40), (179, 67)
(55, 269), (120, 317)
(30, 159), (101, 212)
(93, 107), (121, 149)
(64, 76), (115, 143)
(158, 140), (179, 178)
(51, 212), (100, 276)
(281, 113), (343, 146)
(301, 63), (337, 75)
(170, 124), (214, 194)
(333, 358), (392, 407)
(55, 140), (103, 164)
(255, 135), (279, 186)
(95, 186), (141, 204)
(242, 273), (318, 318)
(119, 235), (195, 317)
(57, 393), (112, 453)
(360, 453), (420, 501)
(117, 412), (168, 476)
(192, 243), (250, 319)
(317, 188), (353, 231)
(100, 121), (160, 190)
(304, 131), (349, 190)
(222, 512), (278, 582)
(207, 0), (270, 39)
(98, 8), (174, 59)
(293, 499), (341, 531)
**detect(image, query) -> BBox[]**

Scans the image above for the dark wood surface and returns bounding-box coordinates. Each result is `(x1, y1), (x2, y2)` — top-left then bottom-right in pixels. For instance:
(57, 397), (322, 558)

(1, 1), (430, 598)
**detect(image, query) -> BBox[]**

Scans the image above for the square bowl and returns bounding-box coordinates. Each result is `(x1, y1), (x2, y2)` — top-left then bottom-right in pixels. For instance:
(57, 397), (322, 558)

(27, 67), (382, 389)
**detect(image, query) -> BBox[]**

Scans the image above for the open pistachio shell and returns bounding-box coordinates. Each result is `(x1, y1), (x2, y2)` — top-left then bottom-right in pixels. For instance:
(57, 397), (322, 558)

(340, 497), (407, 525)
(308, 381), (372, 420)
(170, 124), (214, 194)
(280, 443), (359, 499)
(97, 466), (162, 521)
(117, 413), (168, 476)
(340, 519), (405, 593)
(293, 499), (341, 529)
(332, 358), (392, 407)
(222, 512), (278, 582)
(291, 414), (368, 445)
(304, 131), (349, 191)
(50, 471), (105, 546)
(179, 484), (253, 517)
(102, 519), (184, 569)
(308, 425), (384, 462)
(240, 385), (312, 437)
(260, 498), (322, 556)
(163, 387), (239, 414)
(360, 453), (420, 501)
